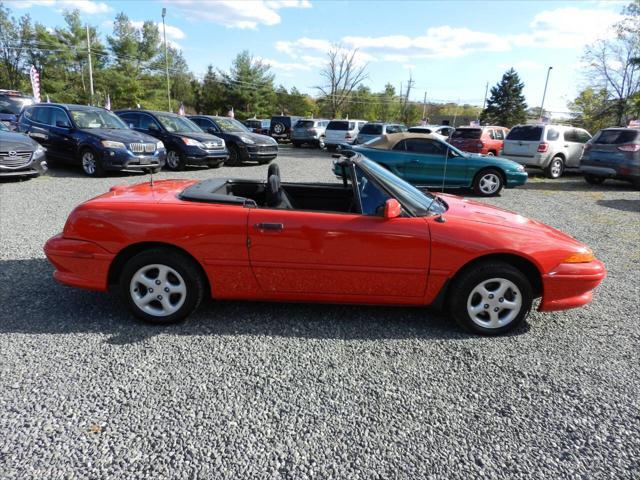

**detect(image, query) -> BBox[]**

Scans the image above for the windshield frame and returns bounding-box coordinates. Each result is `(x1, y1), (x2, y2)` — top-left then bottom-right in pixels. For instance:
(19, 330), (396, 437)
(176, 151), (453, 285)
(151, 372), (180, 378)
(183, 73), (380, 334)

(69, 108), (128, 129)
(156, 113), (203, 133)
(355, 155), (446, 217)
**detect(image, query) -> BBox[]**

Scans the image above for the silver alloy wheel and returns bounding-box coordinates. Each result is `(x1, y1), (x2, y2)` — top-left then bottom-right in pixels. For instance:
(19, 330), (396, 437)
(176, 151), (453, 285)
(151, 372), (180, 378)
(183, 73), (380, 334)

(82, 151), (96, 175)
(130, 264), (187, 317)
(550, 158), (563, 178)
(478, 173), (501, 195)
(318, 136), (325, 148)
(467, 277), (522, 329)
(166, 150), (179, 169)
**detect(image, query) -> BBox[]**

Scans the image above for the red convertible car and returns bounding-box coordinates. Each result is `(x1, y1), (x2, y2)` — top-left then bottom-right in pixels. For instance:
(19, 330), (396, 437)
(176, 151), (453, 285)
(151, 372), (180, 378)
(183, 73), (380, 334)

(44, 156), (605, 335)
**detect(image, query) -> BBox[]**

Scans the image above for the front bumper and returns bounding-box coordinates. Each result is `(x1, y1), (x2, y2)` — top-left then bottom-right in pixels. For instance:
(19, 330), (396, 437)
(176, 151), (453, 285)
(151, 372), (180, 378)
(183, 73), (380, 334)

(241, 144), (279, 160)
(184, 146), (228, 165)
(539, 259), (606, 312)
(101, 148), (166, 170)
(44, 234), (115, 291)
(505, 171), (528, 188)
(0, 156), (47, 178)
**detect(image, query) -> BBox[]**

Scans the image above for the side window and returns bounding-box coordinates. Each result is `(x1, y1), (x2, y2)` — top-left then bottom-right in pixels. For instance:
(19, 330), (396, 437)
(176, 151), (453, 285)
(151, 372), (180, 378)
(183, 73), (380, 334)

(405, 139), (445, 155)
(493, 129), (504, 140)
(576, 130), (591, 143)
(139, 114), (160, 131)
(487, 129), (496, 140)
(563, 129), (577, 143)
(119, 113), (139, 128)
(392, 140), (407, 151)
(354, 167), (391, 216)
(546, 128), (560, 141)
(51, 109), (71, 128)
(348, 122), (355, 130)
(33, 107), (51, 125)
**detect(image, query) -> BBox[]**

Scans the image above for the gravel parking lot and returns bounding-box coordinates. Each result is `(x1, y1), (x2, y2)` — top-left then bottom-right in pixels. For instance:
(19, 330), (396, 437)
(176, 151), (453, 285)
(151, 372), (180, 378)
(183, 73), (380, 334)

(1, 147), (639, 479)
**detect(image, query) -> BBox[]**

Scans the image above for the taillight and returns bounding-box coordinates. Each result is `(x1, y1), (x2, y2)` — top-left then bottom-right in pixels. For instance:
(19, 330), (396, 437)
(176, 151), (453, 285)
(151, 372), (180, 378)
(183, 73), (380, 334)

(584, 144), (592, 152)
(537, 142), (549, 153)
(345, 133), (352, 139)
(617, 144), (640, 152)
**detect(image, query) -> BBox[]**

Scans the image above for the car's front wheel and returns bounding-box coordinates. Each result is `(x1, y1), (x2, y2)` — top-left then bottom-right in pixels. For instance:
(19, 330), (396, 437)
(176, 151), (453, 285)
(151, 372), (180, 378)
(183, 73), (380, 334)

(473, 169), (504, 196)
(165, 149), (185, 171)
(448, 261), (533, 335)
(120, 249), (205, 324)
(80, 148), (105, 177)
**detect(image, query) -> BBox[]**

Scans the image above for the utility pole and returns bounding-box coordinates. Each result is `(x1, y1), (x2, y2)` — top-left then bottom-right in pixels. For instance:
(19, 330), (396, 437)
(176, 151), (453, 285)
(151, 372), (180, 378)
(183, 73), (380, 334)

(162, 8), (172, 112)
(422, 90), (427, 119)
(481, 81), (488, 111)
(539, 66), (553, 121)
(86, 25), (94, 105)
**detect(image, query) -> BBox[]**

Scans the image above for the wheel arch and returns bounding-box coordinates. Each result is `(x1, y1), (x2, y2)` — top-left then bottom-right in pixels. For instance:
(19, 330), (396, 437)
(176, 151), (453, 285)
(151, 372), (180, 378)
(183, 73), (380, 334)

(443, 253), (543, 302)
(108, 241), (212, 296)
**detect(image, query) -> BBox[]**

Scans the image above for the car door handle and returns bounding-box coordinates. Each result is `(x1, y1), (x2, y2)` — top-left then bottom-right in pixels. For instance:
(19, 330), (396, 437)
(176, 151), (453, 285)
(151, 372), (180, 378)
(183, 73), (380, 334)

(254, 223), (284, 231)
(564, 144), (569, 147)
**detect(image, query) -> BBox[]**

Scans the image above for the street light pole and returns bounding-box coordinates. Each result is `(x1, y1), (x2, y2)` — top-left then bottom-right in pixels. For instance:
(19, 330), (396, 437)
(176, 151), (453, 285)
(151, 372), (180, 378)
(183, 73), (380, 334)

(539, 66), (552, 121)
(162, 8), (171, 112)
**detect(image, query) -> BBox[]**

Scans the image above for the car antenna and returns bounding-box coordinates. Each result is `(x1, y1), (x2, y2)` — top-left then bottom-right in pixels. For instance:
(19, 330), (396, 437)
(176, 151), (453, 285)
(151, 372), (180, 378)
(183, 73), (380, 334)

(148, 167), (154, 188)
(427, 136), (450, 223)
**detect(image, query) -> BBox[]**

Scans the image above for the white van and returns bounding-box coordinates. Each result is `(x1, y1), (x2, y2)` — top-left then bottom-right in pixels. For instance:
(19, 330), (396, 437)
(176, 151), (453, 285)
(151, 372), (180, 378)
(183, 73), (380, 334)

(324, 119), (367, 150)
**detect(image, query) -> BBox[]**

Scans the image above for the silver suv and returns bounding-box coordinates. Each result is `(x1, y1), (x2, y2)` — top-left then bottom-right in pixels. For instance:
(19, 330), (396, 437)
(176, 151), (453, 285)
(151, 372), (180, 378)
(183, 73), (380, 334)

(356, 122), (407, 144)
(503, 124), (591, 178)
(291, 119), (330, 148)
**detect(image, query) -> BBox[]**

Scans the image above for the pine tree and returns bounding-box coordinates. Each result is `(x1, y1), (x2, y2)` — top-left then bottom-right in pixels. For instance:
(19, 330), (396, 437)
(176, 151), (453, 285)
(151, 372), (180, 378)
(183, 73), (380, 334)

(480, 68), (527, 127)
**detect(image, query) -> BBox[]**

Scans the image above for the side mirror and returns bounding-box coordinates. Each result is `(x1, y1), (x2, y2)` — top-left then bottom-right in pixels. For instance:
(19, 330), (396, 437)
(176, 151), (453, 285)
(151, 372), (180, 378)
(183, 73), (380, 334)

(383, 199), (401, 219)
(148, 123), (159, 131)
(56, 120), (70, 128)
(207, 127), (217, 135)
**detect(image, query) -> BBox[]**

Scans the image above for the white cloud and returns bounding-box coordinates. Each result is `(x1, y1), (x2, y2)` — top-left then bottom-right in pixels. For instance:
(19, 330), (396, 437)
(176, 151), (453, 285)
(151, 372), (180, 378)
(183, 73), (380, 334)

(165, 0), (311, 29)
(499, 60), (544, 71)
(275, 7), (623, 65)
(259, 57), (312, 72)
(15, 0), (110, 14)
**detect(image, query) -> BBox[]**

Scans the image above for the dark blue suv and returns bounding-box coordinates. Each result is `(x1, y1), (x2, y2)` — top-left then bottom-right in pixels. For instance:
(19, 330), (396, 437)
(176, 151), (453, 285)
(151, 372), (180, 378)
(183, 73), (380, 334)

(18, 103), (165, 176)
(116, 110), (228, 170)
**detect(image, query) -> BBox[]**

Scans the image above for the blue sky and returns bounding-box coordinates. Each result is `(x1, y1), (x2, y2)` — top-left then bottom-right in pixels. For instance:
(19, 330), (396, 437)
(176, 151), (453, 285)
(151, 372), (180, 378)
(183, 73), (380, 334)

(7, 0), (627, 114)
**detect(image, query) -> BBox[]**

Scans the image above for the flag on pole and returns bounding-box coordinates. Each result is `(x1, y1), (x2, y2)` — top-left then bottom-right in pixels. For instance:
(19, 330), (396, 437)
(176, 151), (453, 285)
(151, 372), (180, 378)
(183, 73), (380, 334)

(46, 94), (50, 103)
(105, 94), (111, 111)
(29, 65), (41, 103)
(178, 102), (185, 116)
(227, 107), (234, 118)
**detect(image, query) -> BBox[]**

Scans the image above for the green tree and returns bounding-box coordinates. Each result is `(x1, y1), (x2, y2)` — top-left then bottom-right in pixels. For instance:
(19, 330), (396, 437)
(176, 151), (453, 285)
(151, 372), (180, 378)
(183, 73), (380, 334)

(480, 68), (527, 127)
(568, 87), (615, 132)
(0, 4), (31, 89)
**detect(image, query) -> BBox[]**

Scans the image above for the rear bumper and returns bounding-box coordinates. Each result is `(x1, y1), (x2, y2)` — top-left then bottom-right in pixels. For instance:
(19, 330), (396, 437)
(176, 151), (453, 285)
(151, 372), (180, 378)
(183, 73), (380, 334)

(44, 234), (114, 291)
(580, 160), (640, 181)
(539, 259), (606, 312)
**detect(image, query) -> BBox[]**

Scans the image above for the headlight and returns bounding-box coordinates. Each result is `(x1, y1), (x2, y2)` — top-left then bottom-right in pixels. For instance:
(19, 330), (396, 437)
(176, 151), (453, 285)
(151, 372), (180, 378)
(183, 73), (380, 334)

(517, 165), (525, 172)
(181, 137), (204, 147)
(220, 139), (226, 148)
(156, 141), (165, 149)
(269, 137), (278, 145)
(33, 145), (46, 157)
(240, 135), (255, 145)
(101, 140), (126, 149)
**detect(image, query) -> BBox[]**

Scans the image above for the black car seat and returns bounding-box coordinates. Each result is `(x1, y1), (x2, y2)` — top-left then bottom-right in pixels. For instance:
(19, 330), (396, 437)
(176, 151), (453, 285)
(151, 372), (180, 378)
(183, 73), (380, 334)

(266, 174), (293, 209)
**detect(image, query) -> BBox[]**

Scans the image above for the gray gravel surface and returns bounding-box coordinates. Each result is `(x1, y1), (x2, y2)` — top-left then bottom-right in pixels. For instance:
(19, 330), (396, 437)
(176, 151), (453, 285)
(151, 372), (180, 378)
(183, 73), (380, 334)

(1, 147), (639, 479)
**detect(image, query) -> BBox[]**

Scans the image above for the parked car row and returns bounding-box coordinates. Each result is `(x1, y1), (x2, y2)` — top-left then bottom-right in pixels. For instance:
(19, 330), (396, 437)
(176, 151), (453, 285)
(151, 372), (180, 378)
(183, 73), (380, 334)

(3, 103), (278, 178)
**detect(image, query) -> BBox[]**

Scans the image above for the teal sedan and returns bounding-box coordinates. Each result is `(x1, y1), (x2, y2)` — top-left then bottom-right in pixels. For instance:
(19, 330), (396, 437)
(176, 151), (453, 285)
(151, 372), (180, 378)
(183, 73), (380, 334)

(340, 133), (527, 196)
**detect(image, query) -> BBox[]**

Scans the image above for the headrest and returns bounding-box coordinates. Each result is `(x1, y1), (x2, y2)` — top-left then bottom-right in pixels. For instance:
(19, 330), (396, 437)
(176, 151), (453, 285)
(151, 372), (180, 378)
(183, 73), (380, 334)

(268, 174), (281, 194)
(268, 163), (280, 179)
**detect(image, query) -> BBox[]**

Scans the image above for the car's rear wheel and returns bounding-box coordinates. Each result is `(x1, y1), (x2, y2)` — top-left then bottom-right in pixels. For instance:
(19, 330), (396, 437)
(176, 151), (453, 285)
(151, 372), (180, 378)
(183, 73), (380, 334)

(448, 261), (533, 335)
(473, 169), (504, 196)
(165, 149), (185, 171)
(120, 249), (205, 324)
(545, 156), (564, 179)
(584, 174), (605, 185)
(81, 148), (105, 177)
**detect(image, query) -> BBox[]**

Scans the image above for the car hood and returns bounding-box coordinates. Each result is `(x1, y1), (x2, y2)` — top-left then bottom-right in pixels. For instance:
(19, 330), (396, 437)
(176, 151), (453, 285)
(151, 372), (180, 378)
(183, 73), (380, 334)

(232, 131), (275, 144)
(0, 131), (39, 150)
(174, 131), (223, 143)
(82, 128), (159, 143)
(440, 193), (578, 242)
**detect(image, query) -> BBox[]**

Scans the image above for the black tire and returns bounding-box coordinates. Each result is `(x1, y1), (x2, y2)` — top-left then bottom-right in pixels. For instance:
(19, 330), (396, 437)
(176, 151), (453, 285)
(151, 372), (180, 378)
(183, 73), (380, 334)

(584, 174), (605, 185)
(447, 261), (533, 336)
(119, 248), (205, 324)
(208, 160), (223, 169)
(227, 145), (241, 166)
(472, 168), (504, 196)
(292, 141), (301, 148)
(544, 156), (564, 179)
(80, 148), (105, 177)
(326, 145), (337, 152)
(165, 149), (186, 171)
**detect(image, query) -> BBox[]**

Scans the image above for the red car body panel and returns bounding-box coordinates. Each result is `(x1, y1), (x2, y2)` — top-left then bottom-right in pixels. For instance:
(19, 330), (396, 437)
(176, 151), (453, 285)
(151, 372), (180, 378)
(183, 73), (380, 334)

(44, 180), (605, 312)
(451, 126), (509, 155)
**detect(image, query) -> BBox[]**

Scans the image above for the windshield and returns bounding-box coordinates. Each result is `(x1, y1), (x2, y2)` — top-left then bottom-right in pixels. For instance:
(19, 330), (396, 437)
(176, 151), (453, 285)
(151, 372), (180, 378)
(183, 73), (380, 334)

(0, 122), (9, 131)
(70, 109), (127, 129)
(593, 129), (638, 144)
(452, 128), (481, 139)
(215, 117), (248, 132)
(0, 96), (34, 115)
(358, 156), (446, 216)
(156, 113), (202, 133)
